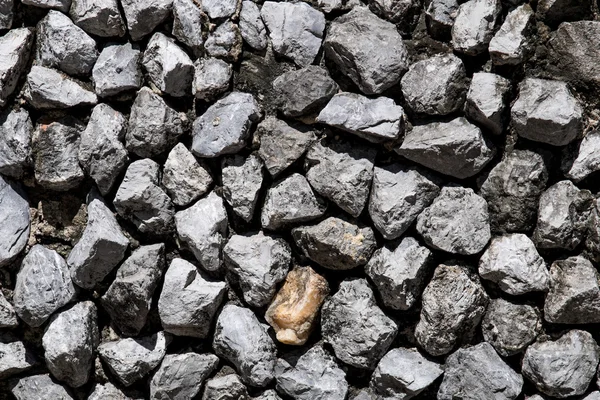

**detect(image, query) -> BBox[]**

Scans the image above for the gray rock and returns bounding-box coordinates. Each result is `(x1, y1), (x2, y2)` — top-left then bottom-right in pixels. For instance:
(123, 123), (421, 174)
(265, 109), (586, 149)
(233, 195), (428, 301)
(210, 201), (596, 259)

(584, 393), (600, 400)
(175, 192), (227, 272)
(0, 176), (30, 267)
(0, 0), (12, 29)
(305, 139), (376, 217)
(36, 11), (98, 76)
(425, 0), (459, 39)
(13, 245), (76, 327)
(548, 22), (600, 85)
(511, 78), (582, 146)
(0, 292), (18, 328)
(88, 383), (137, 400)
(213, 304), (277, 387)
(202, 0), (240, 19)
(537, 0), (593, 27)
(451, 0), (501, 55)
(222, 154), (264, 222)
(401, 53), (467, 116)
(114, 159), (175, 235)
(0, 341), (34, 379)
(293, 218), (376, 271)
(0, 108), (32, 179)
(416, 187), (491, 255)
(158, 258), (227, 338)
(24, 66), (98, 109)
(366, 237), (434, 311)
(397, 118), (494, 179)
(522, 330), (600, 398)
(78, 104), (129, 196)
(317, 0), (359, 13)
(255, 117), (316, 177)
(465, 72), (511, 135)
(150, 353), (219, 400)
(10, 375), (74, 400)
(352, 390), (376, 400)
(69, 0), (125, 37)
(479, 150), (548, 233)
(368, 165), (440, 240)
(68, 191), (129, 289)
(93, 43), (143, 97)
(316, 92), (403, 143)
(191, 92), (261, 158)
(438, 342), (523, 400)
(261, 1), (325, 67)
(163, 143), (212, 207)
(261, 173), (326, 230)
(324, 6), (409, 94)
(368, 0), (421, 31)
(370, 347), (443, 399)
(253, 390), (282, 400)
(415, 264), (489, 356)
(482, 298), (542, 357)
(172, 0), (207, 58)
(101, 244), (165, 336)
(21, 0), (70, 10)
(98, 332), (169, 386)
(0, 28), (34, 107)
(479, 234), (549, 295)
(120, 0), (172, 41)
(193, 58), (232, 101)
(142, 33), (194, 97)
(203, 374), (249, 400)
(224, 232), (291, 307)
(533, 180), (593, 250)
(205, 21), (243, 62)
(42, 301), (98, 387)
(275, 345), (348, 400)
(489, 4), (534, 66)
(239, 1), (267, 51)
(587, 198), (600, 261)
(273, 66), (338, 118)
(565, 129), (600, 182)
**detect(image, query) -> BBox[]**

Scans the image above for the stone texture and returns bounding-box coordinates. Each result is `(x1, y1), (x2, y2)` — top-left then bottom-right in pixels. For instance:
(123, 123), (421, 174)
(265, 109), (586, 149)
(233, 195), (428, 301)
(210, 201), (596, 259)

(202, 0), (240, 19)
(92, 43), (142, 97)
(0, 176), (30, 267)
(0, 341), (34, 379)
(489, 4), (534, 66)
(10, 375), (74, 400)
(24, 66), (98, 109)
(0, 28), (34, 107)
(318, 0), (359, 13)
(0, 292), (18, 328)
(565, 129), (600, 182)
(426, 0), (459, 40)
(239, 1), (267, 51)
(88, 383), (136, 400)
(0, 0), (12, 29)
(465, 72), (511, 135)
(537, 0), (593, 27)
(0, 108), (32, 179)
(193, 58), (232, 101)
(205, 22), (243, 62)
(163, 143), (212, 207)
(202, 374), (248, 400)
(69, 0), (126, 37)
(120, 0), (172, 41)
(222, 154), (264, 222)
(150, 353), (219, 400)
(451, 0), (501, 55)
(172, 0), (207, 58)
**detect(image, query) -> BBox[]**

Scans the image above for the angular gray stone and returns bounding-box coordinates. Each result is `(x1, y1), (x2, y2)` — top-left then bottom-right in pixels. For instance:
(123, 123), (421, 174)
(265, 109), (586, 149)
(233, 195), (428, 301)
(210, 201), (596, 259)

(368, 0), (421, 31)
(366, 237), (434, 311)
(158, 258), (227, 338)
(438, 342), (523, 400)
(205, 21), (243, 62)
(482, 298), (542, 357)
(142, 33), (194, 97)
(175, 192), (227, 272)
(397, 118), (494, 179)
(0, 108), (32, 179)
(222, 154), (264, 222)
(261, 173), (326, 230)
(305, 139), (376, 217)
(416, 187), (491, 255)
(368, 165), (440, 240)
(0, 28), (34, 107)
(275, 345), (348, 400)
(172, 0), (207, 58)
(0, 0), (12, 29)
(114, 159), (175, 235)
(425, 0), (459, 40)
(0, 176), (30, 267)
(479, 234), (549, 295)
(0, 341), (34, 379)
(511, 78), (582, 146)
(163, 143), (212, 207)
(213, 304), (277, 387)
(224, 232), (291, 307)
(451, 0), (501, 55)
(13, 245), (76, 327)
(202, 0), (240, 19)
(92, 43), (143, 97)
(316, 92), (403, 143)
(318, 0), (359, 13)
(565, 129), (600, 182)
(78, 104), (129, 196)
(69, 0), (126, 37)
(10, 375), (74, 400)
(587, 199), (600, 262)
(68, 191), (129, 289)
(42, 301), (98, 387)
(537, 0), (593, 27)
(193, 58), (232, 101)
(401, 53), (467, 116)
(523, 330), (600, 398)
(489, 4), (534, 66)
(21, 0), (70, 10)
(415, 264), (489, 356)
(292, 218), (376, 271)
(261, 1), (325, 67)
(24, 66), (98, 109)
(203, 374), (248, 400)
(98, 332), (169, 387)
(533, 180), (593, 250)
(239, 1), (267, 51)
(0, 292), (18, 328)
(548, 22), (600, 85)
(101, 244), (165, 336)
(465, 72), (511, 135)
(191, 92), (261, 158)
(324, 6), (409, 94)
(253, 390), (282, 400)
(150, 353), (219, 400)
(370, 347), (443, 399)
(273, 66), (338, 118)
(120, 0), (172, 41)
(88, 383), (137, 400)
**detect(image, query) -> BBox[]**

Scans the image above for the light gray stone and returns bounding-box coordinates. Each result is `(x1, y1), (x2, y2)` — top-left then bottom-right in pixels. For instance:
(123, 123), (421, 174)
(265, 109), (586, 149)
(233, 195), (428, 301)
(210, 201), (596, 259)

(318, 0), (359, 13)
(465, 72), (511, 135)
(10, 375), (74, 400)
(150, 353), (219, 400)
(163, 143), (212, 207)
(93, 43), (142, 97)
(202, 0), (240, 19)
(205, 21), (243, 62)
(0, 176), (30, 267)
(0, 108), (31, 179)
(172, 0), (207, 58)
(203, 374), (248, 400)
(0, 292), (18, 328)
(193, 58), (232, 101)
(88, 383), (137, 400)
(253, 390), (282, 400)
(24, 66), (98, 109)
(239, 1), (267, 51)
(120, 0), (172, 41)
(21, 0), (70, 10)
(0, 341), (34, 379)
(222, 154), (264, 222)
(425, 0), (459, 39)
(0, 28), (34, 107)
(451, 0), (501, 55)
(565, 129), (600, 182)
(0, 0), (12, 29)
(489, 4), (534, 66)
(69, 0), (125, 37)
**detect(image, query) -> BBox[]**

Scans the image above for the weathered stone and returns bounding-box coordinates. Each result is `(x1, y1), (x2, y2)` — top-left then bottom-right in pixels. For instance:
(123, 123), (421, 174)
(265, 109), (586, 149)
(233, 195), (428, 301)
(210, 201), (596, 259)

(88, 383), (137, 400)
(0, 28), (34, 107)
(415, 264), (489, 356)
(253, 390), (282, 400)
(465, 72), (511, 135)
(565, 129), (600, 182)
(0, 176), (30, 267)
(202, 0), (240, 19)
(163, 143), (212, 207)
(368, 0), (422, 32)
(266, 266), (329, 346)
(172, 0), (207, 58)
(489, 4), (534, 66)
(69, 0), (125, 37)
(21, 0), (70, 11)
(587, 198), (600, 262)
(222, 154), (264, 222)
(317, 0), (359, 13)
(451, 0), (501, 55)
(120, 0), (172, 41)
(425, 0), (459, 40)
(548, 22), (600, 85)
(193, 58), (232, 101)
(0, 292), (18, 328)
(0, 108), (32, 179)
(202, 374), (248, 400)
(205, 22), (243, 62)
(239, 1), (267, 51)
(0, 0), (12, 29)
(0, 341), (34, 379)
(92, 43), (143, 97)
(537, 0), (593, 27)
(150, 353), (219, 400)
(24, 66), (98, 109)
(321, 279), (397, 369)
(324, 6), (409, 94)
(10, 375), (74, 400)
(158, 258), (227, 338)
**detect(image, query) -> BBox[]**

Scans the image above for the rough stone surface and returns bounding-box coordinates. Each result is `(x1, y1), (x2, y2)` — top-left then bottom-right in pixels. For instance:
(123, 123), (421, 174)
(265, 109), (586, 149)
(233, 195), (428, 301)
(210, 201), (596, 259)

(24, 66), (98, 109)
(205, 22), (243, 62)
(172, 0), (207, 58)
(489, 4), (534, 66)
(465, 72), (511, 135)
(239, 1), (267, 51)
(425, 0), (458, 39)
(0, 176), (30, 267)
(150, 353), (219, 400)
(163, 143), (212, 207)
(0, 0), (12, 29)
(92, 43), (143, 97)
(0, 28), (34, 107)
(0, 108), (32, 179)
(222, 154), (264, 222)
(0, 341), (34, 379)
(0, 292), (18, 328)
(202, 0), (240, 19)
(69, 0), (126, 37)
(193, 58), (232, 101)
(88, 383), (136, 400)
(565, 129), (600, 182)
(10, 375), (74, 400)
(202, 374), (248, 400)
(537, 0), (593, 27)
(120, 0), (172, 41)
(451, 0), (501, 55)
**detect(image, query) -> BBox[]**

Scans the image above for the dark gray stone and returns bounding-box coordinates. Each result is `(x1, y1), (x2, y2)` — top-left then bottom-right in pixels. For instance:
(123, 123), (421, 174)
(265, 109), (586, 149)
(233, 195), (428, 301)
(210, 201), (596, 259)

(548, 22), (600, 85)
(24, 66), (98, 109)
(0, 176), (30, 268)
(150, 353), (219, 400)
(193, 58), (232, 101)
(465, 72), (511, 135)
(0, 108), (32, 179)
(202, 374), (248, 400)
(537, 0), (593, 27)
(120, 0), (172, 41)
(239, 1), (267, 51)
(92, 43), (143, 97)
(222, 154), (264, 222)
(205, 21), (243, 62)
(69, 0), (125, 37)
(0, 28), (34, 107)
(0, 292), (18, 328)
(172, 0), (207, 58)
(163, 143), (213, 207)
(425, 0), (458, 39)
(10, 375), (74, 400)
(0, 0), (12, 29)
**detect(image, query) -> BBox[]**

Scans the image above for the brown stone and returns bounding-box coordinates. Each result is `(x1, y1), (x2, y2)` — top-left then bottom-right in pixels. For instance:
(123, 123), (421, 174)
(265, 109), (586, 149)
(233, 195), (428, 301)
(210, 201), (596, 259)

(265, 266), (330, 345)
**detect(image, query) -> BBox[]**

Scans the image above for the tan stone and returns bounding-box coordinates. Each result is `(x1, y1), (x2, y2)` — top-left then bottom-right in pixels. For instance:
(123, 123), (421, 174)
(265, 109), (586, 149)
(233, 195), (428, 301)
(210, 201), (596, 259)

(265, 266), (329, 345)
